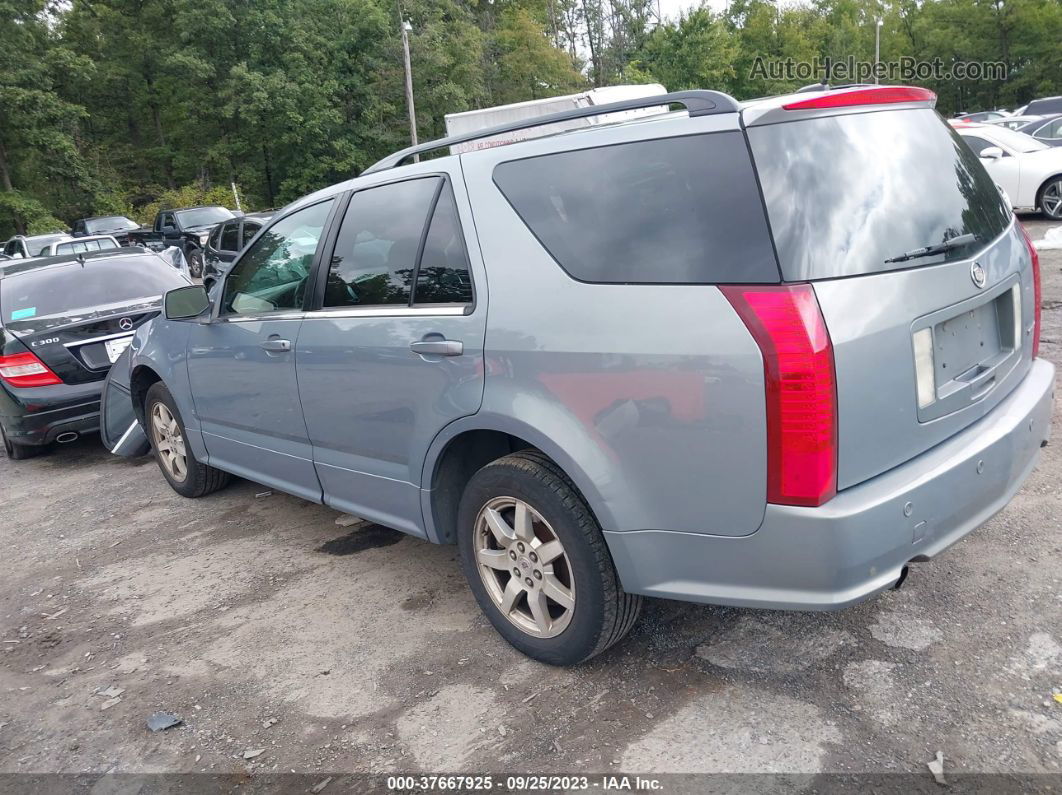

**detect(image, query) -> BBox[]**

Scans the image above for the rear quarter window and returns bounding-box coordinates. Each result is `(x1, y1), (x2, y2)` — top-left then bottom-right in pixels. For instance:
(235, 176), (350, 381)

(492, 132), (780, 284)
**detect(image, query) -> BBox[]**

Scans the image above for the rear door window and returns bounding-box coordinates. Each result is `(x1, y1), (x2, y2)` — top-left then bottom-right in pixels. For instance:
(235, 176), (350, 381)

(1035, 118), (1062, 140)
(220, 222), (239, 252)
(747, 109), (1012, 280)
(240, 222), (261, 248)
(492, 132), (780, 284)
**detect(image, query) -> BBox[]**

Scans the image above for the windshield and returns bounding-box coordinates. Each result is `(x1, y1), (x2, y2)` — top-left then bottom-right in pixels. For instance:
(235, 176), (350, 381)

(27, 235), (70, 256)
(980, 126), (1049, 152)
(86, 216), (138, 233)
(747, 108), (1012, 280)
(175, 207), (234, 228)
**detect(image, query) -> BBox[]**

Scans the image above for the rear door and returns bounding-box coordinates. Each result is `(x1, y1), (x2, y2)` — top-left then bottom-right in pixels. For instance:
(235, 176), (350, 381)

(295, 168), (486, 536)
(186, 198), (336, 501)
(746, 106), (1034, 489)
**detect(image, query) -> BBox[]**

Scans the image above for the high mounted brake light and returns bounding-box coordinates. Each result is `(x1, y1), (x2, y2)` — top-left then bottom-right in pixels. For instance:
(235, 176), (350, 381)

(0, 351), (62, 388)
(783, 86), (936, 111)
(721, 285), (838, 507)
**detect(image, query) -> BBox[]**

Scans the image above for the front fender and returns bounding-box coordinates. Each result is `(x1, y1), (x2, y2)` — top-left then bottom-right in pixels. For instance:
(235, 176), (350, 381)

(129, 319), (206, 461)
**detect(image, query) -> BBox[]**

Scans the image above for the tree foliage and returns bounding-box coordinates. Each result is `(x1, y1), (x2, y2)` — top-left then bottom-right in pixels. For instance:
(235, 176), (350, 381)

(1, 0), (1060, 237)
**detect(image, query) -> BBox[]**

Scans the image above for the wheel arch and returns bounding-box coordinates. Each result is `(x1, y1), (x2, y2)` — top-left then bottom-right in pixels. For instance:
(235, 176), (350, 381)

(129, 363), (162, 426)
(420, 415), (616, 545)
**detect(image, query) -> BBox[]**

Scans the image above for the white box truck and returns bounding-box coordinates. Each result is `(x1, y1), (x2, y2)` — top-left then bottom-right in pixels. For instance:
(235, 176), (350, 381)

(444, 84), (669, 153)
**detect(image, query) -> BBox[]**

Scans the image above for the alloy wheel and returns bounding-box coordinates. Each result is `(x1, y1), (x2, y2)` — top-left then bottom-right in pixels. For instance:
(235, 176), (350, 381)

(150, 401), (188, 482)
(474, 496), (576, 638)
(1043, 179), (1062, 219)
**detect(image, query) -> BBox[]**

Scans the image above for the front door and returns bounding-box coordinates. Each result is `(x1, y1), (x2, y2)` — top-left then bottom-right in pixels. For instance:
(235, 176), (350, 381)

(296, 172), (486, 536)
(186, 198), (336, 501)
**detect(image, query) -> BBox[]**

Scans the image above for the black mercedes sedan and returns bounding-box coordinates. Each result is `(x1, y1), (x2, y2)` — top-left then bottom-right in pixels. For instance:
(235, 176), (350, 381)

(0, 248), (189, 459)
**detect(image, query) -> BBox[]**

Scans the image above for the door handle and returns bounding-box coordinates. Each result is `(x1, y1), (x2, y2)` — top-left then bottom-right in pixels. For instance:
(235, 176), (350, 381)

(410, 339), (463, 356)
(260, 338), (292, 352)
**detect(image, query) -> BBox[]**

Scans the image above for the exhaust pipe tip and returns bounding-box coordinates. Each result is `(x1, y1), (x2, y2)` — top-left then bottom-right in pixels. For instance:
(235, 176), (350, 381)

(55, 432), (79, 444)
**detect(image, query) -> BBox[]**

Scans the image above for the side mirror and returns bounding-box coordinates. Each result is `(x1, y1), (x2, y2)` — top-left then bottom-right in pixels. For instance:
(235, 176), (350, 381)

(980, 146), (1004, 160)
(164, 285), (210, 320)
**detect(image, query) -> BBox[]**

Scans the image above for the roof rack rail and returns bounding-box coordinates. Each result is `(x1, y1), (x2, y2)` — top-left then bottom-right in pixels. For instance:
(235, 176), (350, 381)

(363, 89), (741, 174)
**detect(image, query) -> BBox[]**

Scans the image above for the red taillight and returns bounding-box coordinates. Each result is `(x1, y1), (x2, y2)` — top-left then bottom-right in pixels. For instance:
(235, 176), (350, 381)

(721, 284), (838, 507)
(1019, 223), (1042, 358)
(0, 352), (62, 388)
(782, 86), (936, 111)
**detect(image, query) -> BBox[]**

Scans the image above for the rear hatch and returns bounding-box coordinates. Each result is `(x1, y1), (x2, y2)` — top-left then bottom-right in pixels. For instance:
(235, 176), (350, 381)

(0, 254), (185, 384)
(744, 100), (1037, 489)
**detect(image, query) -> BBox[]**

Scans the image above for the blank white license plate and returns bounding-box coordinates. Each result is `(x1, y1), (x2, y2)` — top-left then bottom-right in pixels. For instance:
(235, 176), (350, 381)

(105, 336), (132, 363)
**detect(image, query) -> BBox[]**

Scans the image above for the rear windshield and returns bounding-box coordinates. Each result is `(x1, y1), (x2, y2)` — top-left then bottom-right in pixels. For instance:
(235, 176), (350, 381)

(27, 235), (69, 256)
(747, 109), (1011, 280)
(54, 238), (119, 255)
(86, 216), (138, 233)
(493, 132), (780, 284)
(176, 207), (233, 228)
(1, 255), (186, 322)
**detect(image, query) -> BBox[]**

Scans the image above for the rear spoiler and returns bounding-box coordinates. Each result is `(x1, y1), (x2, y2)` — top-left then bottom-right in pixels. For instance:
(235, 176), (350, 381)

(743, 85), (937, 127)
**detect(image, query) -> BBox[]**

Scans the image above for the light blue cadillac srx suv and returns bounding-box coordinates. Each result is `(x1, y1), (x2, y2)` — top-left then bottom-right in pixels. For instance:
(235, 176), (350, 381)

(107, 86), (1053, 664)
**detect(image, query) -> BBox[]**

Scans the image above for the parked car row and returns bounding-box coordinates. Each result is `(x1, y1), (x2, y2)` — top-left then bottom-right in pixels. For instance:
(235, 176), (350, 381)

(951, 120), (1062, 218)
(2, 206), (240, 279)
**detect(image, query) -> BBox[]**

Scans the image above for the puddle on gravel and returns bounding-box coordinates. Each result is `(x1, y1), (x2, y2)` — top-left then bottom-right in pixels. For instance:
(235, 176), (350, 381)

(316, 525), (404, 556)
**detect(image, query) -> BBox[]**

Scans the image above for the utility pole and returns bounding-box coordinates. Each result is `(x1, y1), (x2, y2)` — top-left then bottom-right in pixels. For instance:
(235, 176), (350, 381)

(874, 18), (883, 84)
(400, 19), (419, 161)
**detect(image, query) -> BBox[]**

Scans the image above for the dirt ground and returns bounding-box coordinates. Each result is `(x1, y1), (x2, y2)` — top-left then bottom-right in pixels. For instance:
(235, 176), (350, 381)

(1, 216), (1060, 790)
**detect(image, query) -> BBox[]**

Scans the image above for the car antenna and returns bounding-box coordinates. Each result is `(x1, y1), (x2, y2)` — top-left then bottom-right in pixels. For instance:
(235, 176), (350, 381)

(77, 253), (86, 267)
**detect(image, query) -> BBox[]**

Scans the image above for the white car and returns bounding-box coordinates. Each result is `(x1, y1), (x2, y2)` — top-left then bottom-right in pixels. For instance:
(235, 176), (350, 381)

(954, 123), (1062, 219)
(40, 235), (121, 257)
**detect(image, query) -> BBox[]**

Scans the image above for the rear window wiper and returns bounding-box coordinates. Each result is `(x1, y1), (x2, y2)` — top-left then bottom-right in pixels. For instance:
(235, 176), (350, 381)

(884, 233), (979, 264)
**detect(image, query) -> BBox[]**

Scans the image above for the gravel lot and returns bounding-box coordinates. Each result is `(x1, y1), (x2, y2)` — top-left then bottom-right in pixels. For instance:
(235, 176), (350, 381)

(1, 217), (1060, 788)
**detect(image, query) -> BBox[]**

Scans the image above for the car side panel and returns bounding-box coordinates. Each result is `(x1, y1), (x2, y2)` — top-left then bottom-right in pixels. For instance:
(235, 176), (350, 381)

(458, 114), (769, 537)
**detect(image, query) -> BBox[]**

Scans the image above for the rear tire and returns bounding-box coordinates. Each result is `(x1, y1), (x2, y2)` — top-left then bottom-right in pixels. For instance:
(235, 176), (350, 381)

(457, 450), (642, 665)
(145, 382), (230, 498)
(2, 425), (43, 460)
(1039, 176), (1062, 220)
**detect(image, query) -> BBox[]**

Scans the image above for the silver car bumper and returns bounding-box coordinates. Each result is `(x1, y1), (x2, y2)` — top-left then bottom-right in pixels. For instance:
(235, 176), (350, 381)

(605, 358), (1055, 610)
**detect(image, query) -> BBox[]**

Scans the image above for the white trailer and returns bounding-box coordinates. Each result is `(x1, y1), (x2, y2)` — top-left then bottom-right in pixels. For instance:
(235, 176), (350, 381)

(444, 84), (669, 154)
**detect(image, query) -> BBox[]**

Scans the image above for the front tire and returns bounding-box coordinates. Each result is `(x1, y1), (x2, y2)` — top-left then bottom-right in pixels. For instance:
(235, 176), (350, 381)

(457, 450), (642, 665)
(186, 246), (204, 278)
(1039, 176), (1062, 220)
(145, 382), (230, 498)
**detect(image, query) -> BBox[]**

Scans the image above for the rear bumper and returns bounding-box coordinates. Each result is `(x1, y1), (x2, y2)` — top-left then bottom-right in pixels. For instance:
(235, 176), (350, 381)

(0, 382), (103, 446)
(605, 358), (1055, 610)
